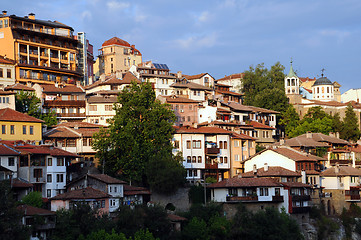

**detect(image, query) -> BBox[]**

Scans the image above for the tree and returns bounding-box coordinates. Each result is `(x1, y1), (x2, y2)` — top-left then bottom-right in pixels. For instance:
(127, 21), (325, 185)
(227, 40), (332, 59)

(92, 82), (186, 193)
(182, 217), (209, 240)
(331, 112), (344, 134)
(21, 191), (43, 208)
(279, 105), (300, 137)
(15, 91), (57, 127)
(341, 103), (361, 142)
(0, 180), (29, 240)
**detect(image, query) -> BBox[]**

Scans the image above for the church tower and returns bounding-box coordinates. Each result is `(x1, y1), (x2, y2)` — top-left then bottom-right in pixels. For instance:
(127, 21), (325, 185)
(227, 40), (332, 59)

(285, 61), (302, 104)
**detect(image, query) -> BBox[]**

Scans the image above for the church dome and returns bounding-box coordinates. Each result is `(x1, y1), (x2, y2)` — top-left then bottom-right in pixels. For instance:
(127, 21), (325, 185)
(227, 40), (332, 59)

(312, 77), (333, 86)
(102, 37), (131, 47)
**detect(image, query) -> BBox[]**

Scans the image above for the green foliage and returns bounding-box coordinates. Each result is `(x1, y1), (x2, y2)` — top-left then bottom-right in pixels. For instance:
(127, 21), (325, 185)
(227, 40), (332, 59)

(80, 229), (127, 240)
(188, 185), (205, 205)
(205, 177), (217, 184)
(92, 82), (185, 193)
(208, 215), (230, 240)
(132, 229), (158, 240)
(182, 217), (209, 240)
(340, 103), (361, 142)
(341, 208), (355, 239)
(256, 144), (266, 153)
(331, 112), (343, 134)
(21, 191), (43, 208)
(242, 62), (289, 113)
(279, 105), (300, 137)
(185, 203), (223, 223)
(15, 91), (57, 127)
(0, 180), (29, 240)
(309, 206), (339, 240)
(230, 204), (303, 240)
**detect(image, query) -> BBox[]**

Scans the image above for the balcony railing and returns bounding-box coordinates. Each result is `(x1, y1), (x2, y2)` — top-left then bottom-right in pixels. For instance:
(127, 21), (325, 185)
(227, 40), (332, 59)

(330, 160), (352, 165)
(56, 113), (86, 118)
(206, 148), (220, 155)
(292, 206), (311, 214)
(345, 194), (361, 201)
(44, 100), (85, 108)
(205, 163), (218, 169)
(291, 195), (311, 201)
(226, 196), (258, 202)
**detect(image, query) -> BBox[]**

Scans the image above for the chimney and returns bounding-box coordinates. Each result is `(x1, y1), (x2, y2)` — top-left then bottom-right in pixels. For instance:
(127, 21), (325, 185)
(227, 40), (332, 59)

(301, 170), (306, 184)
(2, 11), (7, 16)
(264, 163), (268, 172)
(177, 71), (182, 79)
(306, 131), (312, 139)
(329, 132), (335, 138)
(336, 132), (340, 139)
(335, 164), (340, 174)
(280, 138), (285, 146)
(28, 13), (35, 20)
(253, 164), (257, 177)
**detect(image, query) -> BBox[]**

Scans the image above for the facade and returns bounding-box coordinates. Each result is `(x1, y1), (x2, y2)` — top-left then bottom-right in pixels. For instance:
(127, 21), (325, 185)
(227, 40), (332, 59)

(0, 143), (20, 179)
(215, 73), (244, 93)
(184, 73), (215, 88)
(76, 32), (94, 86)
(0, 108), (44, 143)
(0, 89), (15, 109)
(312, 76), (335, 101)
(97, 37), (142, 76)
(342, 88), (361, 103)
(0, 55), (16, 87)
(170, 78), (211, 102)
(0, 11), (81, 85)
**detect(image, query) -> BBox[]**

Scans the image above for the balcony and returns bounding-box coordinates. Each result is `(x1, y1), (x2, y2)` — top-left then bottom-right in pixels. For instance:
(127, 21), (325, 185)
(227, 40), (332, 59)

(44, 100), (85, 108)
(226, 196), (258, 202)
(206, 148), (220, 155)
(272, 195), (284, 202)
(56, 113), (86, 119)
(345, 194), (361, 201)
(292, 206), (311, 214)
(205, 163), (218, 169)
(291, 195), (311, 201)
(330, 160), (351, 165)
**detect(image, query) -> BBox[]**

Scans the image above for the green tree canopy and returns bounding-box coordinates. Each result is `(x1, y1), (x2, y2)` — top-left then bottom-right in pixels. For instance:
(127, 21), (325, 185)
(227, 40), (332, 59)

(15, 91), (57, 127)
(92, 82), (186, 193)
(341, 103), (361, 142)
(21, 191), (43, 208)
(279, 105), (300, 137)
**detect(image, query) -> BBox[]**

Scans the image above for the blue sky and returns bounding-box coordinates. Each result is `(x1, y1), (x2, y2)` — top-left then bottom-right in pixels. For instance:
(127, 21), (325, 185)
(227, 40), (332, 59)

(3, 0), (361, 92)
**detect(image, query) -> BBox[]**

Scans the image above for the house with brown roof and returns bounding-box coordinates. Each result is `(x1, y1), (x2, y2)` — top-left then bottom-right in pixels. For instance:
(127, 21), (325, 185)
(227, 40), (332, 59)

(0, 108), (44, 144)
(50, 187), (111, 215)
(215, 73), (244, 93)
(170, 78), (212, 102)
(321, 166), (361, 214)
(214, 83), (243, 103)
(0, 55), (16, 87)
(184, 73), (215, 88)
(123, 184), (151, 205)
(0, 88), (15, 109)
(43, 121), (105, 165)
(0, 143), (20, 179)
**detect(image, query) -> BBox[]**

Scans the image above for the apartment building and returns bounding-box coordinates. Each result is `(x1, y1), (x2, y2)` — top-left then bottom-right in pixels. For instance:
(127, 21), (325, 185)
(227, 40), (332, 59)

(0, 11), (81, 85)
(76, 32), (94, 85)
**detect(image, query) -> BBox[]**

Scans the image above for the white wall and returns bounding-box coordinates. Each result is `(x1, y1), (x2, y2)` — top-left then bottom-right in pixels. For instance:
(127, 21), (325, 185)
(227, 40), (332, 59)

(244, 150), (296, 172)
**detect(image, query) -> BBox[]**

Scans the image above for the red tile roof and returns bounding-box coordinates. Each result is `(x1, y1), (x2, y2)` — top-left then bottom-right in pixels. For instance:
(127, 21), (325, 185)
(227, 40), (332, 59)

(0, 90), (15, 95)
(0, 144), (19, 155)
(85, 72), (140, 90)
(11, 178), (33, 188)
(231, 132), (255, 140)
(249, 121), (276, 130)
(51, 187), (111, 200)
(223, 102), (253, 112)
(170, 81), (212, 91)
(272, 148), (317, 162)
(102, 37), (131, 47)
(58, 122), (106, 128)
(3, 142), (78, 157)
(0, 55), (15, 64)
(0, 108), (44, 123)
(43, 127), (81, 138)
(216, 73), (244, 81)
(174, 126), (233, 135)
(241, 166), (301, 178)
(216, 90), (243, 96)
(321, 166), (361, 177)
(123, 185), (151, 195)
(209, 177), (281, 188)
(88, 174), (127, 184)
(41, 84), (84, 93)
(17, 204), (55, 216)
(280, 182), (312, 188)
(184, 73), (209, 80)
(4, 83), (35, 91)
(163, 95), (200, 103)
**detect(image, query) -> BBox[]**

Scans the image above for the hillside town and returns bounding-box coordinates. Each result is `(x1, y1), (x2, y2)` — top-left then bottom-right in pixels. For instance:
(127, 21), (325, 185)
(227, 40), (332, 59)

(1, 10), (361, 240)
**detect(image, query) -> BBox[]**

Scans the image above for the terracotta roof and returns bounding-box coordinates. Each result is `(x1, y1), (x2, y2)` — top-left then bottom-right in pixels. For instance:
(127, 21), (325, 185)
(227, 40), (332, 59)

(247, 106), (279, 114)
(241, 166), (301, 178)
(123, 185), (151, 195)
(321, 166), (361, 177)
(102, 37), (131, 47)
(216, 73), (244, 81)
(279, 135), (329, 148)
(11, 178), (33, 188)
(163, 95), (200, 103)
(0, 144), (19, 155)
(58, 122), (105, 128)
(231, 132), (255, 140)
(0, 56), (15, 64)
(198, 121), (242, 127)
(51, 187), (111, 200)
(352, 144), (361, 153)
(249, 121), (276, 130)
(88, 174), (127, 184)
(17, 204), (55, 216)
(305, 170), (320, 175)
(41, 84), (84, 93)
(216, 90), (243, 96)
(272, 147), (317, 162)
(85, 72), (140, 90)
(297, 133), (350, 145)
(174, 126), (233, 135)
(43, 127), (81, 138)
(0, 108), (44, 123)
(184, 73), (208, 80)
(87, 95), (118, 103)
(217, 108), (232, 113)
(223, 102), (253, 112)
(0, 90), (15, 95)
(4, 142), (78, 157)
(280, 182), (312, 188)
(209, 177), (281, 188)
(170, 81), (212, 91)
(5, 83), (35, 91)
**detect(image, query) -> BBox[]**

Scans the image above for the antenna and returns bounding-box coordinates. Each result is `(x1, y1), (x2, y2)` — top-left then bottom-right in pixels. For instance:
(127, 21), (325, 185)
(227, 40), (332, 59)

(321, 68), (325, 77)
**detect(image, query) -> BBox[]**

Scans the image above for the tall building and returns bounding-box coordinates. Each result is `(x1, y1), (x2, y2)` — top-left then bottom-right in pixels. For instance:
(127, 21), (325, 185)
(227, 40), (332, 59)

(97, 37), (142, 76)
(77, 32), (94, 86)
(0, 11), (81, 86)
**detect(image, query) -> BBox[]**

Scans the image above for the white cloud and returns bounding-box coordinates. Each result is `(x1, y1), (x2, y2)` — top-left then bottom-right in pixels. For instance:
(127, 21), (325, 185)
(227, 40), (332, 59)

(320, 29), (351, 43)
(198, 11), (210, 23)
(106, 1), (130, 11)
(81, 10), (92, 20)
(175, 32), (218, 49)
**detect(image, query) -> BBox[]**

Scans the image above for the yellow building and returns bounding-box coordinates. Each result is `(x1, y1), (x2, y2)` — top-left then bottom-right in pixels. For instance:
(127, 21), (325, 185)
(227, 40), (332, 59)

(0, 11), (81, 86)
(230, 132), (256, 177)
(0, 108), (44, 143)
(97, 37), (142, 76)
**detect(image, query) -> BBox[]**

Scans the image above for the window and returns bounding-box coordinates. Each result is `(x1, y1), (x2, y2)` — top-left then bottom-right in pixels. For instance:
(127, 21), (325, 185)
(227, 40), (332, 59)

(260, 188), (269, 196)
(89, 105), (97, 111)
(105, 105), (113, 111)
(8, 157), (14, 166)
(47, 174), (52, 182)
(234, 140), (239, 147)
(56, 174), (64, 182)
(33, 169), (42, 178)
(101, 200), (105, 208)
(186, 140), (191, 149)
(198, 156), (202, 163)
(47, 158), (52, 166)
(234, 154), (239, 161)
(66, 139), (76, 147)
(6, 69), (11, 78)
(174, 140), (179, 149)
(188, 170), (193, 177)
(4, 19), (8, 27)
(1, 125), (5, 134)
(83, 138), (88, 146)
(192, 140), (201, 149)
(29, 126), (34, 135)
(192, 156), (196, 163)
(0, 69), (3, 77)
(23, 125), (26, 134)
(187, 156), (191, 163)
(0, 20), (2, 28)
(187, 116), (191, 122)
(189, 105), (192, 110)
(47, 189), (51, 198)
(224, 141), (227, 149)
(109, 186), (112, 192)
(10, 125), (14, 134)
(219, 157), (223, 163)
(57, 158), (64, 166)
(114, 187), (117, 192)
(224, 157), (228, 163)
(219, 141), (223, 149)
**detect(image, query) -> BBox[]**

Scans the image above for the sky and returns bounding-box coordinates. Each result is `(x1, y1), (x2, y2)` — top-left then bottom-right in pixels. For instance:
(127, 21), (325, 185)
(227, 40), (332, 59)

(3, 0), (361, 92)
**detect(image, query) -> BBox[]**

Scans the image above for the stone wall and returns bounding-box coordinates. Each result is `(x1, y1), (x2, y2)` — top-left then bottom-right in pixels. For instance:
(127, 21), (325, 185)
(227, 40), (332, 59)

(151, 187), (191, 212)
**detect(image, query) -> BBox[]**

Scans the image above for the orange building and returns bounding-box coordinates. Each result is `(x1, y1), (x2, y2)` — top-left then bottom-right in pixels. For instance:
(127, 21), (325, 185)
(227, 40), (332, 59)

(0, 11), (81, 86)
